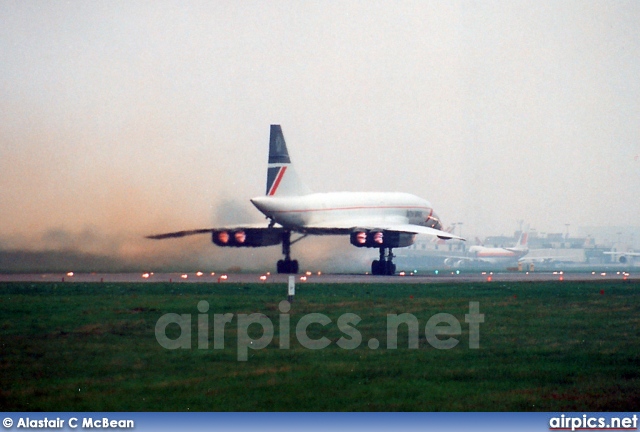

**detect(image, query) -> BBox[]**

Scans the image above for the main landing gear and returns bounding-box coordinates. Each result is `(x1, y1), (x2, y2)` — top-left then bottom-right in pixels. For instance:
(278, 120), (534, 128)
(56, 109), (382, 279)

(276, 230), (301, 274)
(371, 247), (396, 276)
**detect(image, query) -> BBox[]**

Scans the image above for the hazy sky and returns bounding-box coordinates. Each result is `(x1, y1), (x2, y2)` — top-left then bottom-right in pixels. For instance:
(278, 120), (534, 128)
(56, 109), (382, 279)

(1, 1), (639, 265)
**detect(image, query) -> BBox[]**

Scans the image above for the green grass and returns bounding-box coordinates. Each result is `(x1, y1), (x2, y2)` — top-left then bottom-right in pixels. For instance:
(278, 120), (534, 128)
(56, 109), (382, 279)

(1, 280), (639, 411)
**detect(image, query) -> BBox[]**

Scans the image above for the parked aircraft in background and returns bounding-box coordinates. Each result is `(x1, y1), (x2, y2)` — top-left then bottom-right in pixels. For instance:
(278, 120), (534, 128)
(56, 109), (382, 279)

(147, 125), (463, 275)
(603, 250), (640, 264)
(444, 231), (529, 267)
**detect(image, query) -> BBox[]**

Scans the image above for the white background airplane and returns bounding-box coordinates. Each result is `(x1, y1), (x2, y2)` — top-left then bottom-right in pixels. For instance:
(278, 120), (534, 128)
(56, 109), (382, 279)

(444, 232), (529, 267)
(148, 125), (462, 275)
(603, 250), (640, 264)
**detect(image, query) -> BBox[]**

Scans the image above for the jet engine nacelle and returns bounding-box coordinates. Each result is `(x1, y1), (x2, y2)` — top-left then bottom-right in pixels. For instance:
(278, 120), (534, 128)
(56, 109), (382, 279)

(212, 228), (283, 247)
(350, 230), (415, 248)
(618, 255), (628, 264)
(444, 257), (465, 267)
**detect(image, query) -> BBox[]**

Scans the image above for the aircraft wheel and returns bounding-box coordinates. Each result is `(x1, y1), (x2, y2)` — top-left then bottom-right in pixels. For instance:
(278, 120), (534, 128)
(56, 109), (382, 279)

(371, 260), (380, 275)
(277, 260), (284, 274)
(381, 262), (391, 275)
(382, 261), (390, 275)
(292, 260), (299, 274)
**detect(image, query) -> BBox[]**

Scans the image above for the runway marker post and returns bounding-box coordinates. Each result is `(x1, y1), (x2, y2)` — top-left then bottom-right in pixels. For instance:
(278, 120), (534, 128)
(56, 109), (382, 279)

(288, 275), (295, 303)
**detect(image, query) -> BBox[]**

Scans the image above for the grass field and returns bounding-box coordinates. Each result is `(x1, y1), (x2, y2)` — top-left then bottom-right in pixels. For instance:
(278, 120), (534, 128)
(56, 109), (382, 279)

(1, 280), (639, 411)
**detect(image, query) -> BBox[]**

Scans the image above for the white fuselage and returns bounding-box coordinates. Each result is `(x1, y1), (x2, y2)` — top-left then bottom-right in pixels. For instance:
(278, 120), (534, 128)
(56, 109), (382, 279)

(467, 245), (528, 264)
(250, 192), (441, 232)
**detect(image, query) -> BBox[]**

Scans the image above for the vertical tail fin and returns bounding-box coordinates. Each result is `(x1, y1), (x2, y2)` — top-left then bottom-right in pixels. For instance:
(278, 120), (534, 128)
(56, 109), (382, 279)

(265, 125), (311, 196)
(515, 231), (529, 250)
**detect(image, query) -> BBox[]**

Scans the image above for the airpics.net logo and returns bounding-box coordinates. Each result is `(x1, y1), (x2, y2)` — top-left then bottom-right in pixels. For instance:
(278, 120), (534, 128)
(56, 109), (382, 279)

(154, 301), (484, 361)
(549, 414), (638, 431)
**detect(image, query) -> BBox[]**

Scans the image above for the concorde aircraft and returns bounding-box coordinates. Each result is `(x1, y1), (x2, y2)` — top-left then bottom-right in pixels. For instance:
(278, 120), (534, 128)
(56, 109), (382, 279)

(147, 125), (463, 275)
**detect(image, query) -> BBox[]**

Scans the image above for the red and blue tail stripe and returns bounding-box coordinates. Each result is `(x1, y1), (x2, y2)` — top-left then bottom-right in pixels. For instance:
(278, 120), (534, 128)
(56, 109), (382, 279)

(266, 166), (287, 195)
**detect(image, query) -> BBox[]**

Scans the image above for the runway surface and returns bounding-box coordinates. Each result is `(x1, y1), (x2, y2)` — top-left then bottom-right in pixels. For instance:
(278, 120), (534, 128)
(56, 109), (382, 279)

(0, 270), (636, 284)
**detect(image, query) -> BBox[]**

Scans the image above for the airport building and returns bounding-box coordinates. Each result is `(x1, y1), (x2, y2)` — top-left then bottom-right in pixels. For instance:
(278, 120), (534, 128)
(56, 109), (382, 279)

(395, 226), (640, 271)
